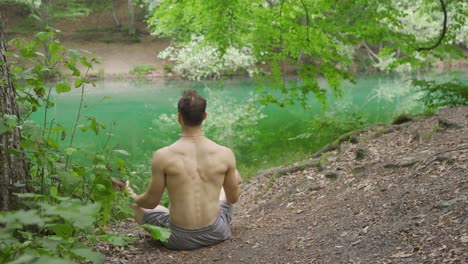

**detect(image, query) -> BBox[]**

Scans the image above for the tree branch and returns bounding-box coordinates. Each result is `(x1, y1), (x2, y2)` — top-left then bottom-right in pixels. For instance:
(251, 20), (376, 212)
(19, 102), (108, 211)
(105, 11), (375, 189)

(416, 0), (447, 52)
(300, 0), (310, 44)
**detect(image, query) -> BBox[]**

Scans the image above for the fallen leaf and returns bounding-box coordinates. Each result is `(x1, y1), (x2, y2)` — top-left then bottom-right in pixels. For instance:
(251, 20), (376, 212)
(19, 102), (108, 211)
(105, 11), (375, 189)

(287, 240), (297, 250)
(391, 251), (413, 258)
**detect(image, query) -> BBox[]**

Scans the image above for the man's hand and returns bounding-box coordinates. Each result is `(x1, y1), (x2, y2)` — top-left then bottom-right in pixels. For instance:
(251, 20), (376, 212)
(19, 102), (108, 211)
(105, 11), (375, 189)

(125, 180), (138, 199)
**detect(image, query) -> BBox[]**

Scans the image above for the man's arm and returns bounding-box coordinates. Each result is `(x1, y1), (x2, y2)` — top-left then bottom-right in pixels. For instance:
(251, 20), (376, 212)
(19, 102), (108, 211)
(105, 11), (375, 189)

(223, 149), (241, 204)
(134, 150), (166, 209)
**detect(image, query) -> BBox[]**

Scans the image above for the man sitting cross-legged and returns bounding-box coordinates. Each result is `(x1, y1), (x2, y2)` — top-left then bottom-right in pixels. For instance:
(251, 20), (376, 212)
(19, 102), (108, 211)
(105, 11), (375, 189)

(126, 89), (242, 250)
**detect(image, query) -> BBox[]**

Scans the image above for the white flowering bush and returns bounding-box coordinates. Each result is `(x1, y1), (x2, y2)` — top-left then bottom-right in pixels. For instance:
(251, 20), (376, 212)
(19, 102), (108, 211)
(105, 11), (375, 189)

(393, 1), (467, 46)
(367, 77), (424, 115)
(158, 36), (258, 81)
(151, 88), (266, 150)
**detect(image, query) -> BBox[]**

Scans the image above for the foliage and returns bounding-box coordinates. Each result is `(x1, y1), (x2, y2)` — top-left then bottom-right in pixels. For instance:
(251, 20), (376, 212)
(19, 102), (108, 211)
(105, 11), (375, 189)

(147, 0), (466, 107)
(1, 30), (157, 263)
(413, 79), (468, 110)
(129, 65), (155, 76)
(0, 0), (91, 29)
(158, 36), (257, 81)
(0, 199), (103, 263)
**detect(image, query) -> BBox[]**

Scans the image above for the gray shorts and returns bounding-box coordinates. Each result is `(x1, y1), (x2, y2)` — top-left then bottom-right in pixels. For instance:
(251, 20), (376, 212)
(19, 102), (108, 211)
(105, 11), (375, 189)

(142, 201), (233, 250)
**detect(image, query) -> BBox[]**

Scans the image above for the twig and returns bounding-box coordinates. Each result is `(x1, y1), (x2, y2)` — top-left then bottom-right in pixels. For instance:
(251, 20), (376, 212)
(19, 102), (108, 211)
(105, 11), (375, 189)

(65, 68), (90, 170)
(416, 0), (447, 52)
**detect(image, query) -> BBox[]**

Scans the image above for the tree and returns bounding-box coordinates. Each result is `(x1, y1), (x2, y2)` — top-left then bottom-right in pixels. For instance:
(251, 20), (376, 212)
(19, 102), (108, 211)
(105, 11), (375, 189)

(128, 0), (136, 35)
(0, 14), (29, 211)
(111, 0), (122, 31)
(148, 0), (466, 106)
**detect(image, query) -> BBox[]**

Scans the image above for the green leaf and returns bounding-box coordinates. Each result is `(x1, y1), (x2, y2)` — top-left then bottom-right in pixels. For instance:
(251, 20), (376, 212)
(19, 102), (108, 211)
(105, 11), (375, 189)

(46, 138), (60, 149)
(141, 224), (171, 242)
(50, 186), (59, 199)
(15, 193), (45, 200)
(68, 49), (81, 61)
(65, 61), (80, 77)
(48, 224), (74, 238)
(34, 255), (76, 264)
(65, 147), (77, 156)
(74, 78), (83, 88)
(21, 120), (42, 140)
(8, 255), (36, 264)
(35, 32), (54, 42)
(40, 201), (101, 230)
(56, 82), (71, 93)
(71, 248), (103, 264)
(60, 171), (83, 195)
(78, 124), (88, 132)
(80, 57), (92, 68)
(0, 114), (18, 134)
(95, 184), (106, 192)
(98, 233), (131, 247)
(113, 149), (130, 156)
(0, 210), (45, 226)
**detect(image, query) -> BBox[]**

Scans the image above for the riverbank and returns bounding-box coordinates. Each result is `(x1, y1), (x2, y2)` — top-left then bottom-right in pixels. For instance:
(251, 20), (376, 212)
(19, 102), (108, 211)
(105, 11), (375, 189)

(100, 106), (467, 263)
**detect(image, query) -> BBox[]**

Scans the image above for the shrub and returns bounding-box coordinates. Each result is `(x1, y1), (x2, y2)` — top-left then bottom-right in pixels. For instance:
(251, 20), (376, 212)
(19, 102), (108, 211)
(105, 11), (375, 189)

(413, 79), (468, 110)
(157, 35), (257, 80)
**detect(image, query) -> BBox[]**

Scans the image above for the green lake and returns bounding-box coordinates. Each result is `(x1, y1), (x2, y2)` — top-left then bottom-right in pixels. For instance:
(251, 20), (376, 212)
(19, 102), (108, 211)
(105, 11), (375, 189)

(31, 72), (465, 179)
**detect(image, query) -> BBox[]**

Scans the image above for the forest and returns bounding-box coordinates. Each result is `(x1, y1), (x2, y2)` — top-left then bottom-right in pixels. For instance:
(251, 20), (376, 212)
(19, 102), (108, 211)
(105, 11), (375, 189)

(0, 0), (467, 263)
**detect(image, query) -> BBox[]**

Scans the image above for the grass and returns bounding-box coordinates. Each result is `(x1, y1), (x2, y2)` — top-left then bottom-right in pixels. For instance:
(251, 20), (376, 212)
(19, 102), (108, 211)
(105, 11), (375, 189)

(129, 65), (156, 76)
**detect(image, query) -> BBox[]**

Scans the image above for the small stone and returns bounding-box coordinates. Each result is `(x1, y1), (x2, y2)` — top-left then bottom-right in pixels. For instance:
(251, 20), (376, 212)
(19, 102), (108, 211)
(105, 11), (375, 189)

(461, 236), (468, 243)
(438, 118), (462, 129)
(325, 171), (339, 181)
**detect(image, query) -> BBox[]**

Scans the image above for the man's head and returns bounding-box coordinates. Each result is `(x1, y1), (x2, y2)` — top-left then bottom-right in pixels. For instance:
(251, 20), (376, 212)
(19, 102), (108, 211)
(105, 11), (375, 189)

(177, 90), (207, 127)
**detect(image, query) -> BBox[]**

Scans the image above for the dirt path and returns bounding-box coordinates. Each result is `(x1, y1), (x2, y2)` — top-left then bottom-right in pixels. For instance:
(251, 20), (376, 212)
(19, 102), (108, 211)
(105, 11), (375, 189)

(60, 36), (170, 76)
(101, 107), (467, 263)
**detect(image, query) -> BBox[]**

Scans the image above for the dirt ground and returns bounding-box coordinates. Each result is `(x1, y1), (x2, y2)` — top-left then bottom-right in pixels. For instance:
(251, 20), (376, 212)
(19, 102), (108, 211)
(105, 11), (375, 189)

(99, 107), (467, 263)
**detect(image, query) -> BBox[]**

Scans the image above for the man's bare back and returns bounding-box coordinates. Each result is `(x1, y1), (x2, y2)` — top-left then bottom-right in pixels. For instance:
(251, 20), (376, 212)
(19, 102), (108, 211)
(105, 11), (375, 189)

(156, 136), (239, 228)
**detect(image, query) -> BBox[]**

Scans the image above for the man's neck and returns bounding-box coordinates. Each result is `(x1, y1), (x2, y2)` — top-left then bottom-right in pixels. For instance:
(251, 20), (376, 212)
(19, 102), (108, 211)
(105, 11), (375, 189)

(181, 126), (204, 138)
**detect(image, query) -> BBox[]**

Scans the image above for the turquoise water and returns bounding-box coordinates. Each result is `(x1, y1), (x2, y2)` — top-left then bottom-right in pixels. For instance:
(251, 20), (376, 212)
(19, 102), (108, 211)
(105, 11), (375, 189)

(31, 73), (463, 178)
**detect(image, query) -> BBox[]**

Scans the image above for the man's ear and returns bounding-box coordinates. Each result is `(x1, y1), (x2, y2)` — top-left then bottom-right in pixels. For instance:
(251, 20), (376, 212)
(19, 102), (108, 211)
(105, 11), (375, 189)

(178, 113), (183, 124)
(203, 112), (207, 120)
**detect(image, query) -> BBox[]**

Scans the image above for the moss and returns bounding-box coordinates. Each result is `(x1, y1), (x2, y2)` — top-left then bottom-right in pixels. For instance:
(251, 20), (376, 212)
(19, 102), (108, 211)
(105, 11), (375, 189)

(392, 114), (414, 125)
(352, 166), (366, 174)
(317, 152), (333, 169)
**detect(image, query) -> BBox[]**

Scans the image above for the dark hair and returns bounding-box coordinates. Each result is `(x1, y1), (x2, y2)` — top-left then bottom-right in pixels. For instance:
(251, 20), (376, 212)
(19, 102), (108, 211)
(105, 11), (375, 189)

(177, 90), (207, 126)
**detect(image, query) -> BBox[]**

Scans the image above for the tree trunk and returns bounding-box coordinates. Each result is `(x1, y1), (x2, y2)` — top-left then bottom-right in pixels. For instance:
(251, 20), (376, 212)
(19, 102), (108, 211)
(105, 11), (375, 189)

(127, 0), (136, 36)
(0, 14), (30, 211)
(111, 0), (121, 31)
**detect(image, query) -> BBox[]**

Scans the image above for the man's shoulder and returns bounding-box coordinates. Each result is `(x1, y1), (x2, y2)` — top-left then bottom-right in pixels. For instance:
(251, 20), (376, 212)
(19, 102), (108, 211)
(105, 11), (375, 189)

(207, 139), (233, 154)
(152, 146), (171, 160)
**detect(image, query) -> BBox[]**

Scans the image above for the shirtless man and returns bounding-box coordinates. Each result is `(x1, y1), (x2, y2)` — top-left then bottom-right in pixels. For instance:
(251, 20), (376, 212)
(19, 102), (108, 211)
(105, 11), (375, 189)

(127, 89), (242, 250)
